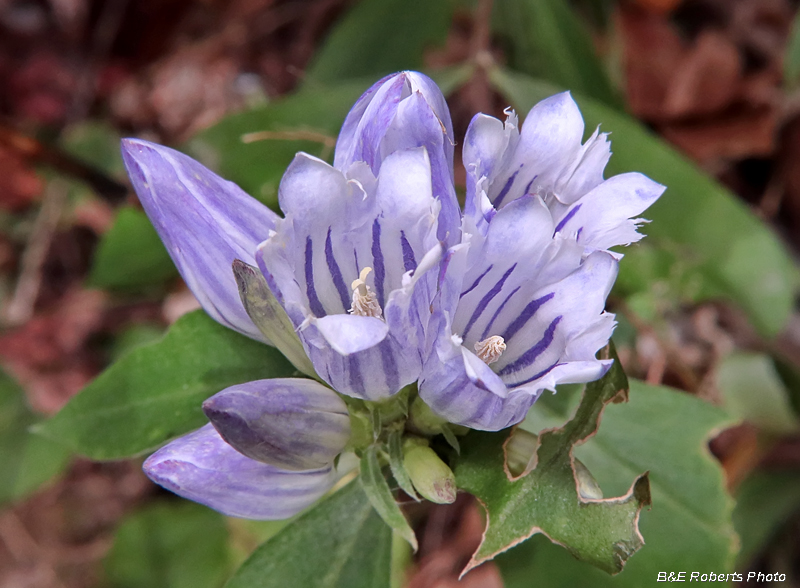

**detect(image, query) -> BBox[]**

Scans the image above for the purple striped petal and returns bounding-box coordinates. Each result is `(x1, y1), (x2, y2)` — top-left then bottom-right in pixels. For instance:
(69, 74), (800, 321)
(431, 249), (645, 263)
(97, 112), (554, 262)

(256, 147), (443, 401)
(333, 71), (459, 246)
(143, 424), (335, 520)
(202, 378), (350, 471)
(419, 322), (535, 430)
(551, 172), (666, 250)
(120, 139), (279, 342)
(462, 92), (663, 258)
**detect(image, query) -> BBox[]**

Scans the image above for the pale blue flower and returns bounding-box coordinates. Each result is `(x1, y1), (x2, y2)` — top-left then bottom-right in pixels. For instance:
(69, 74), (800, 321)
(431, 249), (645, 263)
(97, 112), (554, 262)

(125, 71), (455, 518)
(418, 93), (665, 431)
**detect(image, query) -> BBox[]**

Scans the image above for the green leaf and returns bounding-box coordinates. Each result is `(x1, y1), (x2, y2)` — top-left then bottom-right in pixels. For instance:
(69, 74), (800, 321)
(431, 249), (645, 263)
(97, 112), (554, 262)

(360, 445), (418, 550)
(34, 310), (294, 460)
(500, 380), (737, 587)
(89, 207), (178, 291)
(61, 120), (125, 176)
(185, 82), (368, 209)
(717, 352), (799, 435)
(733, 471), (800, 567)
(105, 501), (231, 588)
(489, 68), (798, 337)
(305, 0), (453, 84)
(454, 345), (651, 576)
(226, 479), (392, 588)
(0, 370), (71, 505)
(785, 10), (800, 89)
(185, 66), (470, 213)
(492, 0), (619, 106)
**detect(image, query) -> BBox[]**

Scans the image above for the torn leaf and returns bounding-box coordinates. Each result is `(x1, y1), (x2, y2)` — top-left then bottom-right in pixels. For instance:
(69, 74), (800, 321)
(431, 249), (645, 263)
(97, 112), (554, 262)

(453, 344), (651, 576)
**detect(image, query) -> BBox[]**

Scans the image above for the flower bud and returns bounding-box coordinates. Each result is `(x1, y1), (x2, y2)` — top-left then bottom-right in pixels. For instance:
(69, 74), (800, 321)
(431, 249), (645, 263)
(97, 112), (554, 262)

(402, 437), (456, 504)
(121, 139), (279, 343)
(203, 378), (350, 471)
(143, 424), (335, 520)
(333, 72), (459, 247)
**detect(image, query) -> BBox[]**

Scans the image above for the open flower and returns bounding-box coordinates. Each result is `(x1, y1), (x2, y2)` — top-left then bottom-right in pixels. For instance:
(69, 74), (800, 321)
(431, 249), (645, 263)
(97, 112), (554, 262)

(256, 148), (446, 401)
(418, 92), (665, 431)
(124, 71), (456, 518)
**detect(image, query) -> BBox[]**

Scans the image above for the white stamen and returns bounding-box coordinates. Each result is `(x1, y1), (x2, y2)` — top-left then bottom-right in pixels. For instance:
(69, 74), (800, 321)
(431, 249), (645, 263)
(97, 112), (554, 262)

(349, 267), (382, 318)
(474, 335), (506, 365)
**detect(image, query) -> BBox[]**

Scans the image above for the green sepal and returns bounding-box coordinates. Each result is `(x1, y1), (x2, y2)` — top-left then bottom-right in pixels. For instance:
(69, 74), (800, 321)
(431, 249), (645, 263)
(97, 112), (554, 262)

(232, 259), (316, 378)
(359, 445), (418, 551)
(388, 430), (420, 501)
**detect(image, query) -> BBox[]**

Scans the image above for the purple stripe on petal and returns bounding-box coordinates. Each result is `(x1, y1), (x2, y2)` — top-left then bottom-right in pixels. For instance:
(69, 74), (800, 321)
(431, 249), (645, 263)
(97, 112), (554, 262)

(460, 265), (493, 299)
(305, 237), (326, 317)
(502, 292), (555, 341)
(379, 339), (400, 393)
(577, 227), (583, 241)
(325, 227), (351, 312)
(498, 316), (562, 377)
(506, 361), (562, 388)
(348, 354), (366, 397)
(480, 286), (521, 341)
(523, 175), (538, 195)
(371, 218), (386, 308)
(400, 231), (417, 272)
(462, 264), (517, 340)
(554, 203), (582, 234)
(493, 166), (522, 208)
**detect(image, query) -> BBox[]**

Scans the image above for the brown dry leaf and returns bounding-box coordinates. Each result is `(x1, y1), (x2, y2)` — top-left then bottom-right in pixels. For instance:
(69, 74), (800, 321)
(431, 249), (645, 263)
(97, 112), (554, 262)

(630, 0), (683, 15)
(663, 31), (741, 119)
(0, 460), (152, 588)
(0, 288), (106, 414)
(618, 5), (686, 120)
(660, 106), (777, 163)
(0, 145), (43, 212)
(407, 498), (503, 588)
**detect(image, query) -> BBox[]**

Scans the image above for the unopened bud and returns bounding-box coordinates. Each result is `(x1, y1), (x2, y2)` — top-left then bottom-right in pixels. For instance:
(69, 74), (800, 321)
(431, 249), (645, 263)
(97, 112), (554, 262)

(402, 438), (456, 504)
(203, 378), (350, 471)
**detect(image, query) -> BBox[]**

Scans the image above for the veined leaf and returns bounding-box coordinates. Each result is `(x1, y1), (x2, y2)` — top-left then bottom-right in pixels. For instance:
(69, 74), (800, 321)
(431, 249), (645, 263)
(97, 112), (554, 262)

(454, 345), (650, 576)
(34, 310), (294, 460)
(226, 479), (392, 588)
(490, 68), (798, 337)
(500, 380), (736, 587)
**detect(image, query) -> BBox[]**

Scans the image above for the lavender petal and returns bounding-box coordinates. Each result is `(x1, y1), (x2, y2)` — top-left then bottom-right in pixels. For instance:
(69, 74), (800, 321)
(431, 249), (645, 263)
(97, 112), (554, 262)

(120, 139), (278, 342)
(203, 378), (350, 471)
(143, 424), (335, 520)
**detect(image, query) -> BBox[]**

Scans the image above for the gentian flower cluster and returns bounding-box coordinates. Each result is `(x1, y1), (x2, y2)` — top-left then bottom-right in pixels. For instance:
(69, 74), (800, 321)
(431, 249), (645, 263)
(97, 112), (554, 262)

(122, 72), (664, 519)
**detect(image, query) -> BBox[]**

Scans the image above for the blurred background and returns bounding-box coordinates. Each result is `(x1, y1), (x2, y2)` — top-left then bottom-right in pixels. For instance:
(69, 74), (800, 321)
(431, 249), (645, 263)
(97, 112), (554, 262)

(1, 0), (800, 586)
